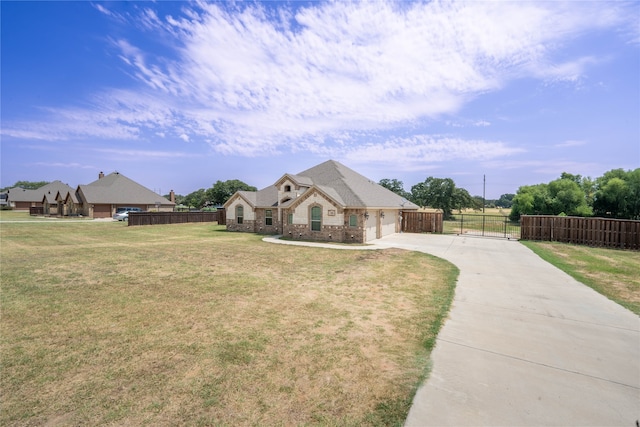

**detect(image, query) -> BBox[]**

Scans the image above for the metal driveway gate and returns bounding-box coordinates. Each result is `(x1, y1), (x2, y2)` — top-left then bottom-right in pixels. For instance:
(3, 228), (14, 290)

(444, 214), (520, 239)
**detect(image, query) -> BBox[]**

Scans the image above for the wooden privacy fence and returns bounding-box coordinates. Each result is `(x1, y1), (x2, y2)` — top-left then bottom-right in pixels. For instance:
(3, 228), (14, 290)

(521, 215), (640, 250)
(128, 210), (225, 226)
(401, 211), (443, 233)
(29, 206), (44, 215)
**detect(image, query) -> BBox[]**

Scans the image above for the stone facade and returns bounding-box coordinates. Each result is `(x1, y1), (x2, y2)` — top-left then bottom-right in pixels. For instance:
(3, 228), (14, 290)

(225, 218), (256, 232)
(282, 207), (366, 243)
(254, 208), (281, 235)
(223, 160), (419, 243)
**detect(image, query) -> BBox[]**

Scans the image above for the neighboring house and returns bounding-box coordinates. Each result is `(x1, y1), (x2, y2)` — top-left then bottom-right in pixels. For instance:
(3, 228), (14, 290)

(58, 190), (80, 217)
(224, 160), (418, 243)
(73, 171), (175, 218)
(6, 181), (75, 211)
(42, 191), (60, 215)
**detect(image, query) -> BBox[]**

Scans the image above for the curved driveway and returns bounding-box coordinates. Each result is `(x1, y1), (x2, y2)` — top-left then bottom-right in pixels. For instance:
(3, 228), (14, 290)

(373, 234), (639, 427)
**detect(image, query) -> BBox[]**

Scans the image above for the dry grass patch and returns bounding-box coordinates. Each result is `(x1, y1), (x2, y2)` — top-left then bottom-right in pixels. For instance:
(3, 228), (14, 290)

(1, 222), (457, 426)
(522, 241), (640, 315)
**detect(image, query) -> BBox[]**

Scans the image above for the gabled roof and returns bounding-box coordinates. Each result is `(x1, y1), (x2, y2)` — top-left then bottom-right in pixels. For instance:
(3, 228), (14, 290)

(42, 192), (58, 204)
(274, 173), (314, 188)
(7, 187), (39, 202)
(227, 186), (279, 209)
(78, 172), (174, 205)
(63, 191), (79, 204)
(295, 160), (418, 209)
(227, 160), (418, 210)
(7, 181), (75, 203)
(232, 191), (257, 207)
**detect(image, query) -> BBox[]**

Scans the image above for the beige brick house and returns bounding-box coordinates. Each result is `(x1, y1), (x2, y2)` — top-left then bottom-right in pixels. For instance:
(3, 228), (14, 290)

(6, 181), (75, 212)
(224, 160), (418, 243)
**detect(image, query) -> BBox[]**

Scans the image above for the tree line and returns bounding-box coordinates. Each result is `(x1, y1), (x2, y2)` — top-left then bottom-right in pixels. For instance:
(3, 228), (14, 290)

(7, 167), (638, 221)
(508, 169), (640, 221)
(173, 180), (257, 209)
(379, 168), (640, 221)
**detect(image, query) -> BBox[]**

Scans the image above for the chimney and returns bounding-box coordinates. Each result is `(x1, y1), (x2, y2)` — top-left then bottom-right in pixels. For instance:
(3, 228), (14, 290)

(99, 171), (105, 179)
(169, 190), (176, 203)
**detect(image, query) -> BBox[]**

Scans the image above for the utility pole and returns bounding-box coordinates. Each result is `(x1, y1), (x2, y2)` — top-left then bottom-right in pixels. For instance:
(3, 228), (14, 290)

(483, 174), (486, 213)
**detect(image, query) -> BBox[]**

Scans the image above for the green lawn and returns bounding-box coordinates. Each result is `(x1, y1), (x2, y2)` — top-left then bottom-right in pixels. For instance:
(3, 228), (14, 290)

(522, 241), (640, 315)
(1, 220), (458, 426)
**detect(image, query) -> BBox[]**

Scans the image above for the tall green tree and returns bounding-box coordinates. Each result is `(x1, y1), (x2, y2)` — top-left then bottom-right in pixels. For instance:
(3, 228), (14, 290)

(183, 189), (207, 209)
(378, 178), (410, 199)
(206, 179), (257, 206)
(4, 181), (50, 191)
(593, 168), (640, 219)
(411, 177), (466, 219)
(509, 184), (550, 220)
(497, 193), (515, 208)
(547, 178), (592, 217)
(452, 188), (475, 212)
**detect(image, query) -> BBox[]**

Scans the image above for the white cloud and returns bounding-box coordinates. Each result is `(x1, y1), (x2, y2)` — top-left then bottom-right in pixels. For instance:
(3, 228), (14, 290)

(4, 1), (637, 167)
(31, 162), (95, 169)
(92, 3), (127, 23)
(555, 140), (587, 148)
(339, 134), (525, 170)
(94, 148), (197, 159)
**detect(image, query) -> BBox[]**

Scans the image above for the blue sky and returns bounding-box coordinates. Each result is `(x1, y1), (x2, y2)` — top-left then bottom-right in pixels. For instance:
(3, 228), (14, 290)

(2, 1), (639, 199)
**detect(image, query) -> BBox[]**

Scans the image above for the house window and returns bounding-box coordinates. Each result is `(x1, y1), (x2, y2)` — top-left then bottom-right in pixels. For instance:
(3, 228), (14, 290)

(236, 205), (243, 224)
(349, 214), (357, 227)
(288, 213), (293, 224)
(284, 185), (291, 192)
(265, 209), (273, 226)
(311, 206), (322, 231)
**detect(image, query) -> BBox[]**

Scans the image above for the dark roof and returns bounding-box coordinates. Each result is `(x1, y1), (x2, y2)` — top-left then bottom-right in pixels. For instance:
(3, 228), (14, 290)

(7, 181), (75, 203)
(78, 172), (174, 205)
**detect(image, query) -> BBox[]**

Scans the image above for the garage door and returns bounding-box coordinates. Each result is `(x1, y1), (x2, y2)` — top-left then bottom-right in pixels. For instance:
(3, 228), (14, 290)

(93, 204), (111, 218)
(365, 213), (378, 242)
(380, 211), (396, 237)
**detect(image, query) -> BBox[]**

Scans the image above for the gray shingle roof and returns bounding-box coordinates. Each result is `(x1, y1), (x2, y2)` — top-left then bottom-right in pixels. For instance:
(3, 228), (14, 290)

(296, 160), (418, 209)
(236, 191), (257, 206)
(255, 186), (279, 207)
(232, 160), (418, 210)
(8, 181), (75, 203)
(78, 172), (174, 205)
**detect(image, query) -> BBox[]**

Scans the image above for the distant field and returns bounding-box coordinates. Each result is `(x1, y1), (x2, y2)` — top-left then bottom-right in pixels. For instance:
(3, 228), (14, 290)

(1, 221), (458, 426)
(419, 207), (511, 216)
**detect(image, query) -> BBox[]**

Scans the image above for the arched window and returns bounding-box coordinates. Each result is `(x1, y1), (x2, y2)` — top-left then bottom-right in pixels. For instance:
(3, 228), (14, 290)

(236, 205), (244, 224)
(311, 206), (322, 231)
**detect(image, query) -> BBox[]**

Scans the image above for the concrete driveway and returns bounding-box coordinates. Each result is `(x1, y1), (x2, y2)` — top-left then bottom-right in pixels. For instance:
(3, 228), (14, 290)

(373, 234), (639, 427)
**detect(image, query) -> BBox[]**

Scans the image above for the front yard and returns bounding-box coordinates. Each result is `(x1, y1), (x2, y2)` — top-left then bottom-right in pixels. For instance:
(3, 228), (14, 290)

(0, 219), (458, 426)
